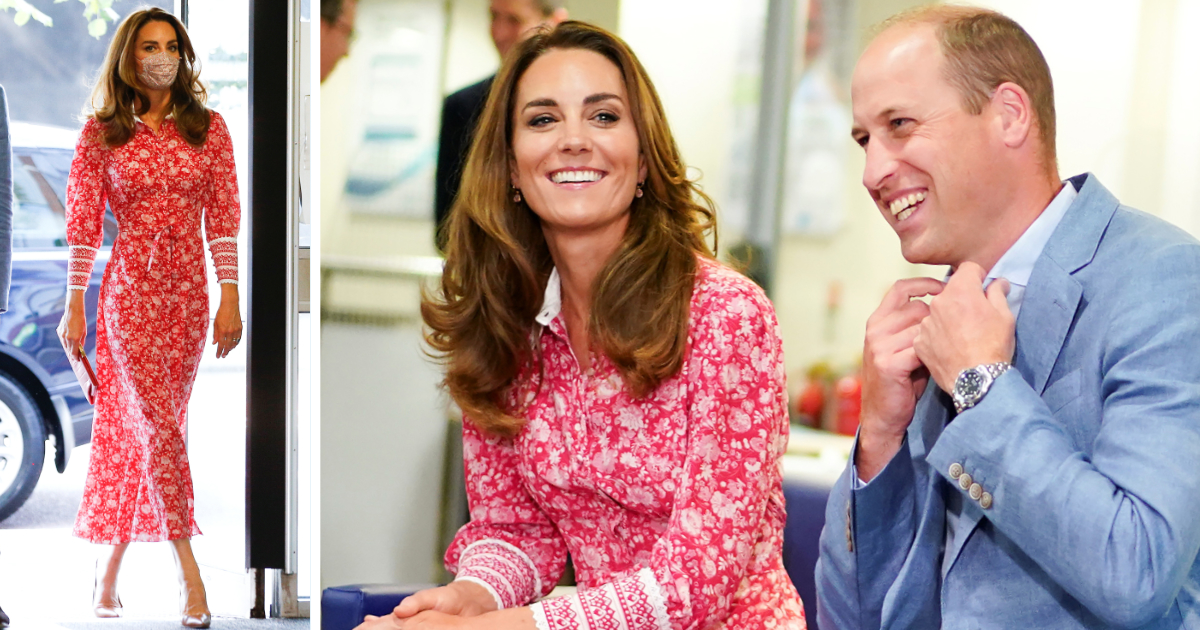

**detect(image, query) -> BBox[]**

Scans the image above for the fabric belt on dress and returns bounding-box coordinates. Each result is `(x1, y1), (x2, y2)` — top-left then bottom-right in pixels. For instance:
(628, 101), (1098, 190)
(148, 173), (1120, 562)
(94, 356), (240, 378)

(126, 219), (198, 273)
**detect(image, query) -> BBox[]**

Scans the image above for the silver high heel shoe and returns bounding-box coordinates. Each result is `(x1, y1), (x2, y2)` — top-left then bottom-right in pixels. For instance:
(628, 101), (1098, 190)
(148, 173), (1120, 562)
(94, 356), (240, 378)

(92, 561), (123, 618)
(179, 581), (211, 628)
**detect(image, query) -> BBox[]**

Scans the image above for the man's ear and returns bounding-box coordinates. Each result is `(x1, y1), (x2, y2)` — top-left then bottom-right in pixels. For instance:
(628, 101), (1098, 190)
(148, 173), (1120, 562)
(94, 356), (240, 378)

(550, 8), (569, 25)
(992, 81), (1034, 150)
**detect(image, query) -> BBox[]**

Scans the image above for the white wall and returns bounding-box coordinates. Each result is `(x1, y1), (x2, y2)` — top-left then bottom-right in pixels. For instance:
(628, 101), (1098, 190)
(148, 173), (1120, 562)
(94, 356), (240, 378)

(618, 0), (743, 227)
(442, 0), (496, 94)
(1160, 0), (1200, 237)
(320, 322), (449, 588)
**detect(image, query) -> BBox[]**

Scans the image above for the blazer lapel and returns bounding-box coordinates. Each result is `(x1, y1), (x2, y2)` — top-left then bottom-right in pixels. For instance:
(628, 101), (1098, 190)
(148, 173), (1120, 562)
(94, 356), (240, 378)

(1014, 267), (1082, 393)
(1015, 173), (1116, 393)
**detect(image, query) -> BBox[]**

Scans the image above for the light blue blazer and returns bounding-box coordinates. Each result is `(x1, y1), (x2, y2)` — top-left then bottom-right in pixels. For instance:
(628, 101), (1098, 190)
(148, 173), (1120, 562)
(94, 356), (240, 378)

(0, 84), (12, 312)
(816, 174), (1200, 629)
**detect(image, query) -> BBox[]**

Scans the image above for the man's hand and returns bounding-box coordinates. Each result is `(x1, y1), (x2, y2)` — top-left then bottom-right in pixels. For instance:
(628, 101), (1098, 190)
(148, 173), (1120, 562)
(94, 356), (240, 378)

(857, 277), (946, 482)
(913, 261), (1015, 393)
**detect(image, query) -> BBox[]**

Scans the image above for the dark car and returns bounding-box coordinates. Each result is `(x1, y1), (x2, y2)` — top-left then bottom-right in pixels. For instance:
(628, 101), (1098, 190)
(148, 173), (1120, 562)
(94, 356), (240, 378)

(0, 121), (116, 520)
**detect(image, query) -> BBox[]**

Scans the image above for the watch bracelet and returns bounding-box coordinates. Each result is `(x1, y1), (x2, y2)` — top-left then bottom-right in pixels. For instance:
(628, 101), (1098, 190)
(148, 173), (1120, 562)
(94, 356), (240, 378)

(953, 361), (1012, 413)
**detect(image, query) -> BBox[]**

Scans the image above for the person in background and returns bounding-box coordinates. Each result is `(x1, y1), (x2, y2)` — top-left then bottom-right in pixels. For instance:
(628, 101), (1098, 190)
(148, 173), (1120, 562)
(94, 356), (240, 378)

(816, 5), (1200, 629)
(0, 81), (13, 630)
(56, 8), (242, 627)
(320, 0), (358, 82)
(434, 0), (567, 250)
(366, 20), (807, 630)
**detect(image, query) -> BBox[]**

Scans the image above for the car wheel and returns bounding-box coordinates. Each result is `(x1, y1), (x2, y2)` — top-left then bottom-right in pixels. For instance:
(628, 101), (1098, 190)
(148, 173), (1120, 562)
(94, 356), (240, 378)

(0, 372), (45, 522)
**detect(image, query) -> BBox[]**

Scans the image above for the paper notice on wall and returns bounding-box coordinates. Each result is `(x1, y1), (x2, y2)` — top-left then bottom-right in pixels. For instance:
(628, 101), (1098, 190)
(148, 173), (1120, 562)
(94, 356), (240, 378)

(343, 0), (444, 218)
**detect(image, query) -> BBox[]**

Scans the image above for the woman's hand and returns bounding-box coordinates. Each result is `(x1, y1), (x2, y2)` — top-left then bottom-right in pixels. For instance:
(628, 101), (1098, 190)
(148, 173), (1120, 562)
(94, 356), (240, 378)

(354, 614), (406, 629)
(57, 290), (87, 359)
(386, 611), (478, 629)
(393, 581), (497, 619)
(212, 284), (242, 358)
(357, 608), (535, 630)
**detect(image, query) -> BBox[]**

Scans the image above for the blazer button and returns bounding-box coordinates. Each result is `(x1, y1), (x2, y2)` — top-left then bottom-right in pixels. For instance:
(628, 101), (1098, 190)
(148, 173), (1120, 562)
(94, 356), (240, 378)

(959, 473), (973, 490)
(949, 463), (963, 479)
(980, 492), (993, 509)
(969, 483), (983, 501)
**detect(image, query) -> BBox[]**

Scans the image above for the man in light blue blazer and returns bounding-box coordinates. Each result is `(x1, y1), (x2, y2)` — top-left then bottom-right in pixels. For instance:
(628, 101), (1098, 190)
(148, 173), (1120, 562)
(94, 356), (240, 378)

(817, 6), (1200, 629)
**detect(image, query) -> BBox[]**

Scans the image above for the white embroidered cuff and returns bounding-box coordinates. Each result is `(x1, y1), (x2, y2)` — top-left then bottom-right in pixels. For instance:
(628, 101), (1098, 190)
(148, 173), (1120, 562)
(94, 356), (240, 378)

(68, 245), (99, 290)
(209, 237), (239, 283)
(532, 568), (670, 630)
(455, 539), (543, 610)
(530, 601), (552, 630)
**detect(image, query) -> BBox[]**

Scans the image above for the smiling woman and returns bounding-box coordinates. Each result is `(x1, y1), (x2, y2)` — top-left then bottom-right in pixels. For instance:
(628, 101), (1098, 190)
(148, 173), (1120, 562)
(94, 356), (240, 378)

(408, 20), (808, 630)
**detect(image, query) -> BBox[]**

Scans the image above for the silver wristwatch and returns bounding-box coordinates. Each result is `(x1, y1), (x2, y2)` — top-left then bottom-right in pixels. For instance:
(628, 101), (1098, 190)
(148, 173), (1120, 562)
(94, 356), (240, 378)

(952, 362), (1011, 414)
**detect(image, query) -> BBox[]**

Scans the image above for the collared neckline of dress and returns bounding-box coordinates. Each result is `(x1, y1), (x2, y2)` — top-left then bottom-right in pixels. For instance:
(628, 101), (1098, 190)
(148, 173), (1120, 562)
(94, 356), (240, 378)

(133, 111), (176, 138)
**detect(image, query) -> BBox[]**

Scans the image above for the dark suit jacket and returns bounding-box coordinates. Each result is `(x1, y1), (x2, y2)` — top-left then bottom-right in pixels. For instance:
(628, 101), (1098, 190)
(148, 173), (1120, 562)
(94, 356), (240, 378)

(434, 75), (493, 251)
(0, 84), (14, 312)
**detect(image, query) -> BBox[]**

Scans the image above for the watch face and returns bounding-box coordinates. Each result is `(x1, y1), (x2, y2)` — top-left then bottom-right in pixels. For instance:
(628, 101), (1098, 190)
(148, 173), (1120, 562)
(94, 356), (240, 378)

(958, 370), (986, 399)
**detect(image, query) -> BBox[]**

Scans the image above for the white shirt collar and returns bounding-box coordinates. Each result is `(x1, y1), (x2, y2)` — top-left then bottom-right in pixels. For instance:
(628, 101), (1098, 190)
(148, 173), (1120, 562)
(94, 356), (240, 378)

(984, 182), (1077, 316)
(535, 267), (562, 326)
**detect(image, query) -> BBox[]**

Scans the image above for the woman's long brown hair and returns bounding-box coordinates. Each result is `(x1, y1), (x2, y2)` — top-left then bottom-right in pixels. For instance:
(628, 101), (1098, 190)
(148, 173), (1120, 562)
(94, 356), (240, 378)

(87, 7), (210, 147)
(422, 21), (717, 437)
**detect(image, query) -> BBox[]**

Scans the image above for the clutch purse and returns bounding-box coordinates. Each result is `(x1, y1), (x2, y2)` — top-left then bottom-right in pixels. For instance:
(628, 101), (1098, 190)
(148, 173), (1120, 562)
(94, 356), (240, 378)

(68, 342), (99, 404)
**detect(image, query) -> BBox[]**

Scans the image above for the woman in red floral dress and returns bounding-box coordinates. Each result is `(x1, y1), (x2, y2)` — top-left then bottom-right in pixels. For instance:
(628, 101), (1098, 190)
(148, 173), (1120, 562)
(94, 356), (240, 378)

(389, 22), (806, 630)
(57, 8), (240, 627)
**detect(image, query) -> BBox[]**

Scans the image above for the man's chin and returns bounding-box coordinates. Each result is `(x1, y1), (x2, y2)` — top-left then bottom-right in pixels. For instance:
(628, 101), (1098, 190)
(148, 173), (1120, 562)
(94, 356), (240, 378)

(898, 241), (946, 267)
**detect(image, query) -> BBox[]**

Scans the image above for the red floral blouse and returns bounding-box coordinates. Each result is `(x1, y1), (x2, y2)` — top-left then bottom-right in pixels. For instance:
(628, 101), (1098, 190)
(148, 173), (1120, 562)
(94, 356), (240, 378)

(445, 258), (807, 630)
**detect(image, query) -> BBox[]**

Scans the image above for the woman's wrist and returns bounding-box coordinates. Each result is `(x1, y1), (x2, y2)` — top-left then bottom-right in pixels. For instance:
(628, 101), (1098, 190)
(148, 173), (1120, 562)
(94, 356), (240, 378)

(219, 283), (239, 304)
(449, 579), (501, 614)
(478, 606), (536, 630)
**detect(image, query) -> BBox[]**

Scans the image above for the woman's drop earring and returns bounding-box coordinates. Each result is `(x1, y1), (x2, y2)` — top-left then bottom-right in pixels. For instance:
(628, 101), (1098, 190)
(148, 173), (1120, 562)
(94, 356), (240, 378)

(513, 188), (522, 203)
(635, 182), (644, 198)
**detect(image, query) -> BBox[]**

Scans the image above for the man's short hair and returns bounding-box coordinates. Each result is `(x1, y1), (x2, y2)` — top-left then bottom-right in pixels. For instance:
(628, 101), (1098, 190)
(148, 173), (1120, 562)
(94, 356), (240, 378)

(532, 0), (566, 17)
(320, 0), (344, 24)
(882, 5), (1057, 170)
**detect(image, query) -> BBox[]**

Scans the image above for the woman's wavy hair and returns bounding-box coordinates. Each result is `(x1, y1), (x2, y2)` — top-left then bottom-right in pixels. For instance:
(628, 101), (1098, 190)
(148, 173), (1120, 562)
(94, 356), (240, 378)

(88, 7), (210, 148)
(422, 20), (717, 437)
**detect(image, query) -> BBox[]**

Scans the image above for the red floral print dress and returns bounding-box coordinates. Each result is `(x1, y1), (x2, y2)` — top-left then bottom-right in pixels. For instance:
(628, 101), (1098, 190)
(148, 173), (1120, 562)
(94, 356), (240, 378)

(446, 258), (807, 630)
(66, 112), (239, 543)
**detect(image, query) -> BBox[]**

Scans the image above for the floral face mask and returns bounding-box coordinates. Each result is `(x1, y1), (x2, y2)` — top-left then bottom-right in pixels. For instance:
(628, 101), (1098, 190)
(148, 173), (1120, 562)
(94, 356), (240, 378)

(137, 51), (179, 90)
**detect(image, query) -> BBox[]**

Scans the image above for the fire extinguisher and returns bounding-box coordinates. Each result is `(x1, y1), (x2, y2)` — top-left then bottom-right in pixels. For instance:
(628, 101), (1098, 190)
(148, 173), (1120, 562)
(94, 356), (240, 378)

(795, 379), (825, 428)
(835, 372), (862, 436)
